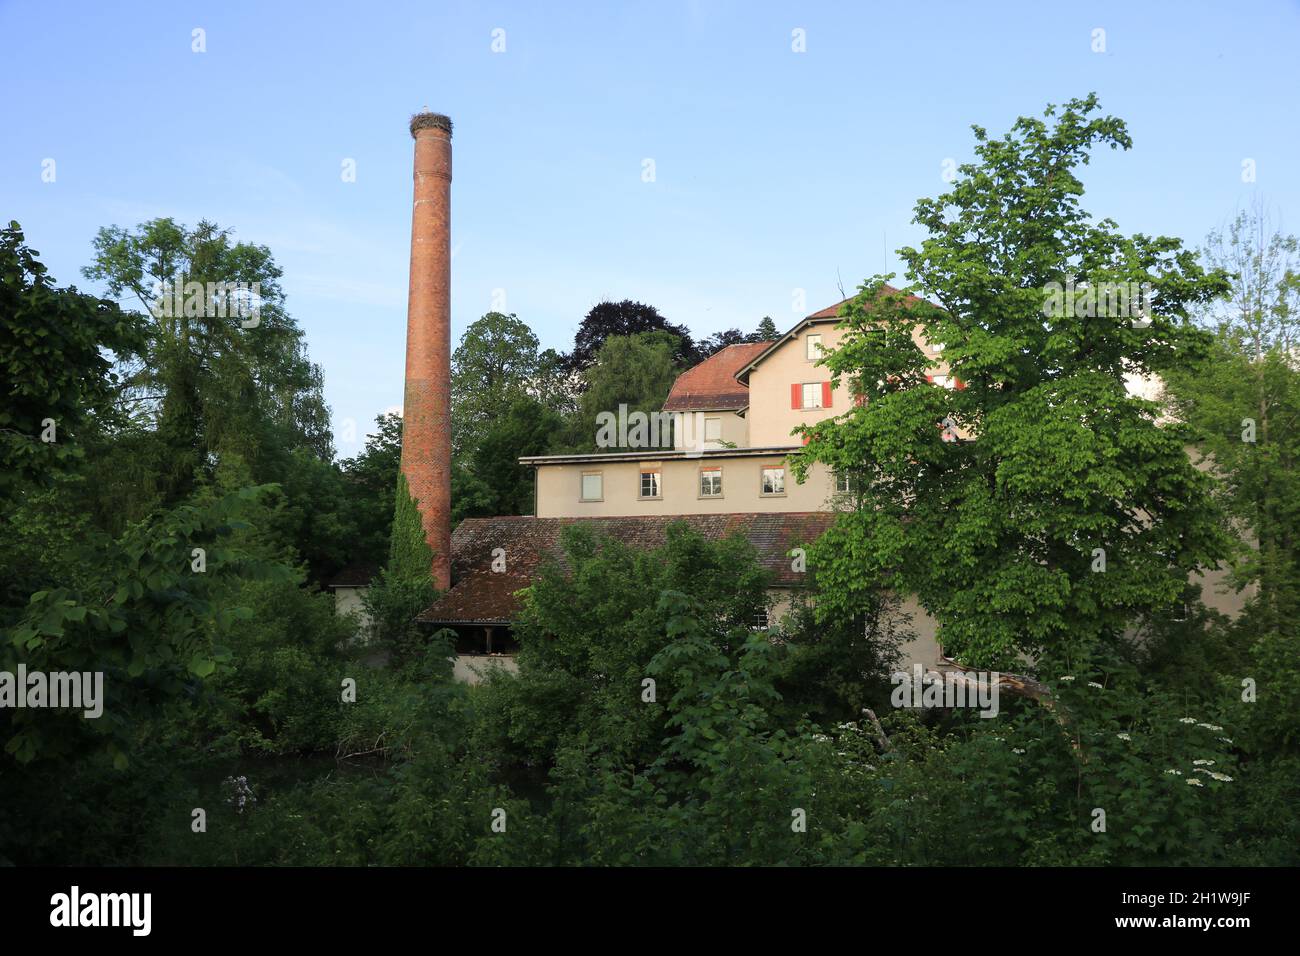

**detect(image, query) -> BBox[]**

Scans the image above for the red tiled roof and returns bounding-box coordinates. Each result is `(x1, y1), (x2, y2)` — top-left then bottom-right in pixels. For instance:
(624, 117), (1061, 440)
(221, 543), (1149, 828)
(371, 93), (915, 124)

(805, 284), (924, 320)
(416, 512), (834, 625)
(661, 341), (771, 411)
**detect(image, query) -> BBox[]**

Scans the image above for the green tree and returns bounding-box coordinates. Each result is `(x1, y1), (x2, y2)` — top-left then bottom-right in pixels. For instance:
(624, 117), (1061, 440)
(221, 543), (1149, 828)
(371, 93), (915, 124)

(337, 413), (404, 569)
(82, 218), (332, 504)
(0, 222), (144, 493)
(460, 396), (563, 519)
(450, 312), (543, 456)
(566, 299), (698, 374)
(568, 331), (681, 452)
(1163, 204), (1300, 755)
(794, 95), (1232, 668)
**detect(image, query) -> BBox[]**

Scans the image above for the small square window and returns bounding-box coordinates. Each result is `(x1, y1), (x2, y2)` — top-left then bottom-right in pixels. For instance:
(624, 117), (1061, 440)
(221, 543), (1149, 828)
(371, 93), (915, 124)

(835, 471), (854, 494)
(581, 472), (603, 501)
(800, 383), (823, 409)
(639, 470), (661, 499)
(751, 608), (770, 631)
(761, 467), (785, 496)
(704, 417), (722, 442)
(806, 334), (823, 361)
(700, 467), (722, 497)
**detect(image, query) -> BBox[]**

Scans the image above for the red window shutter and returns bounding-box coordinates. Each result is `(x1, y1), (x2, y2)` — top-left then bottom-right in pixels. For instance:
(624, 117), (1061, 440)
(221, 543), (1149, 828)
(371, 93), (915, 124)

(791, 383), (801, 409)
(821, 381), (832, 408)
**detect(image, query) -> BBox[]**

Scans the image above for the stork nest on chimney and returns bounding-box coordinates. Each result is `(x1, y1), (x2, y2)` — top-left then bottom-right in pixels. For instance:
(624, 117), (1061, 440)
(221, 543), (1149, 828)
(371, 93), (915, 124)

(409, 112), (453, 138)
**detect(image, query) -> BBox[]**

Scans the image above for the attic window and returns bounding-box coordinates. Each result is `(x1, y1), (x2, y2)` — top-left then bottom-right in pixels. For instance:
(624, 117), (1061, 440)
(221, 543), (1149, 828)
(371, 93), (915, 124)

(806, 334), (823, 360)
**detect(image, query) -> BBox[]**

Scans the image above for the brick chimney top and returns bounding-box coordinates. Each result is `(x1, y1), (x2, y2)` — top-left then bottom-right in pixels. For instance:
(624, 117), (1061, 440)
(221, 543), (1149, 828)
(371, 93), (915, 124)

(410, 111), (453, 138)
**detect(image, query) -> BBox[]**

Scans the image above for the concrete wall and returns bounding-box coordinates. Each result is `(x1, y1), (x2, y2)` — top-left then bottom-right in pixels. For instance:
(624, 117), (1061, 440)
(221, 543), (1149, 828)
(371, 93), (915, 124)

(452, 654), (519, 684)
(534, 456), (840, 517)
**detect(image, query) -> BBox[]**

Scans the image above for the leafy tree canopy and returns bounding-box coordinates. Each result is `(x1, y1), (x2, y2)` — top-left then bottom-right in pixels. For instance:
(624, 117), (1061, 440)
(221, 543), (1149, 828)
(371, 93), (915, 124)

(795, 94), (1233, 667)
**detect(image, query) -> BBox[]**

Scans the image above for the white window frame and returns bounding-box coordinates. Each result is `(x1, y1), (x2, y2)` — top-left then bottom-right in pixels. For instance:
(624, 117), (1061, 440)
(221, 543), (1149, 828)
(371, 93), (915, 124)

(800, 382), (823, 410)
(699, 467), (723, 498)
(704, 417), (722, 443)
(638, 468), (662, 500)
(760, 466), (786, 497)
(806, 333), (823, 361)
(580, 471), (603, 502)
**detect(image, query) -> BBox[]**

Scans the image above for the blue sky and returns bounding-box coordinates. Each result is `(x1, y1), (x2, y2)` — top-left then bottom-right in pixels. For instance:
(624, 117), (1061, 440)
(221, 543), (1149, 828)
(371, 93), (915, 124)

(3, 0), (1297, 457)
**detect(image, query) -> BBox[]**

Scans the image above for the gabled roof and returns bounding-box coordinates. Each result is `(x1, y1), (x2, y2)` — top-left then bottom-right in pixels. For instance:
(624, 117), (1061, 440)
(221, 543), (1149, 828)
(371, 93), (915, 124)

(662, 341), (771, 412)
(736, 284), (930, 384)
(416, 512), (834, 625)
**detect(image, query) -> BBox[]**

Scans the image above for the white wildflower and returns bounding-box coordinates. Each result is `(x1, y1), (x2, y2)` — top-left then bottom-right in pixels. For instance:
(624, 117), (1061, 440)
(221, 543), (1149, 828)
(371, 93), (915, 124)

(1088, 681), (1103, 689)
(1058, 676), (1075, 682)
(1209, 772), (1233, 782)
(1197, 723), (1224, 731)
(1117, 733), (1132, 741)
(1164, 769), (1182, 776)
(1179, 717), (1197, 724)
(1012, 747), (1026, 755)
(1186, 777), (1204, 787)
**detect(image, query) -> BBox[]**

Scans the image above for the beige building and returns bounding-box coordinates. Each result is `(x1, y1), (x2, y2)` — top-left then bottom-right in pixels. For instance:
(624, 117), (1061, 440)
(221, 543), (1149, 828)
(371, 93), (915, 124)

(417, 292), (963, 672)
(406, 291), (1245, 678)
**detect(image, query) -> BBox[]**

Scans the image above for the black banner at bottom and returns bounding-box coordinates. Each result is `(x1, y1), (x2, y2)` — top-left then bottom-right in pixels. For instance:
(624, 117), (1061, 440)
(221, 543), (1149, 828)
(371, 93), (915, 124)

(0, 865), (1283, 941)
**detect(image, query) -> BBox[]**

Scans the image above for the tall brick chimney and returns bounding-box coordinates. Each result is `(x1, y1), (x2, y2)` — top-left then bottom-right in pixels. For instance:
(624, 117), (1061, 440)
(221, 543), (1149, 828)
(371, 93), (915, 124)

(402, 111), (453, 590)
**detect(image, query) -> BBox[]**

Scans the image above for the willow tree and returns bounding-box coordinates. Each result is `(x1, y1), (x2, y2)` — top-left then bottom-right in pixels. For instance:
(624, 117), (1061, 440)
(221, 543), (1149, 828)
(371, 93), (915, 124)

(793, 95), (1231, 669)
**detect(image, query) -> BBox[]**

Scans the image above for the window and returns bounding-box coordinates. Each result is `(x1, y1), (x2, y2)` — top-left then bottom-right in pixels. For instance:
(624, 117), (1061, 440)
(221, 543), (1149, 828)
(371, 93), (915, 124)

(761, 467), (785, 496)
(806, 333), (823, 360)
(704, 417), (722, 443)
(700, 467), (722, 497)
(751, 608), (770, 631)
(800, 383), (823, 409)
(835, 471), (854, 494)
(580, 471), (603, 501)
(639, 469), (661, 499)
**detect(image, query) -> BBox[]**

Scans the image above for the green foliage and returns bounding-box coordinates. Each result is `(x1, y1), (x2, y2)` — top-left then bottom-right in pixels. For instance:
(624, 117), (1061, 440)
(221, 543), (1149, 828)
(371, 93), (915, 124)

(794, 96), (1232, 667)
(451, 312), (545, 455)
(567, 331), (682, 452)
(0, 221), (145, 491)
(567, 299), (698, 373)
(387, 471), (434, 585)
(1, 486), (290, 766)
(6, 106), (1300, 868)
(81, 217), (333, 504)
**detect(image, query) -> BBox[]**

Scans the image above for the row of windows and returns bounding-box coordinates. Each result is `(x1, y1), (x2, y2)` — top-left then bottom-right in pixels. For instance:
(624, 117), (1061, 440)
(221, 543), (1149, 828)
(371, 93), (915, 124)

(579, 466), (788, 502)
